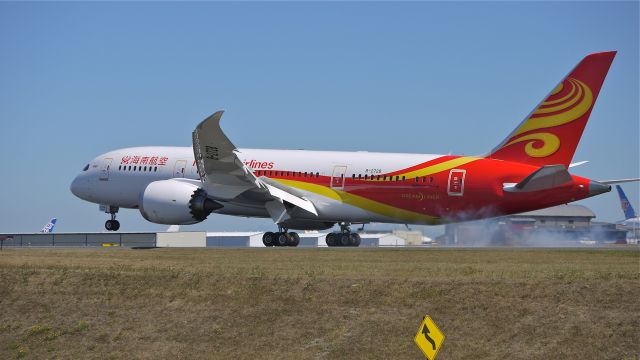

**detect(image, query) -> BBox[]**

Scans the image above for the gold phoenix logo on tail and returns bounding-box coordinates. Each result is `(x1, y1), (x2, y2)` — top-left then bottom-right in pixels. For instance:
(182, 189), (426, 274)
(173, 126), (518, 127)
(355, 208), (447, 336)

(503, 78), (593, 158)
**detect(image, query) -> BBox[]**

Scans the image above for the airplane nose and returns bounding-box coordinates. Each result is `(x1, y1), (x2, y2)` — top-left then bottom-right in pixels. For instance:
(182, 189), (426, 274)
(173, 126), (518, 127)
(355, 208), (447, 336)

(70, 175), (90, 200)
(70, 176), (81, 197)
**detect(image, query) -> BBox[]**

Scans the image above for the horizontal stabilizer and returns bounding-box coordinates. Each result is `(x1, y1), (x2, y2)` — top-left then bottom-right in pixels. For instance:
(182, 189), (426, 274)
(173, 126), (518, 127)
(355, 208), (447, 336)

(504, 165), (573, 192)
(598, 178), (640, 185)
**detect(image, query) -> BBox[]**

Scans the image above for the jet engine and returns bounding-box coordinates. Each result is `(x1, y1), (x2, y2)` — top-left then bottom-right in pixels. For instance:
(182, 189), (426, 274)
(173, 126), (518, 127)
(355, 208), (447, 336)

(139, 180), (222, 225)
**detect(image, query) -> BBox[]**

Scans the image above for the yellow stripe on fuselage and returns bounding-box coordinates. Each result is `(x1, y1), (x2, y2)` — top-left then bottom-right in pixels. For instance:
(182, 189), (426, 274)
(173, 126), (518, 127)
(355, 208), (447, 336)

(398, 156), (480, 179)
(275, 179), (441, 224)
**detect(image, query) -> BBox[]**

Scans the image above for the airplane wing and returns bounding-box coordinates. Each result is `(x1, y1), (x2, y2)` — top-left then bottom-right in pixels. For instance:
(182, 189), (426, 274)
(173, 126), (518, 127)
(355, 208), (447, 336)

(192, 111), (317, 217)
(192, 111), (256, 199)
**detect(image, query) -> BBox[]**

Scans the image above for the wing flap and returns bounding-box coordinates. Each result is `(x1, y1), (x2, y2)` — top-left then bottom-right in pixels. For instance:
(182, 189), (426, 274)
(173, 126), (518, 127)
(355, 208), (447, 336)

(258, 177), (318, 216)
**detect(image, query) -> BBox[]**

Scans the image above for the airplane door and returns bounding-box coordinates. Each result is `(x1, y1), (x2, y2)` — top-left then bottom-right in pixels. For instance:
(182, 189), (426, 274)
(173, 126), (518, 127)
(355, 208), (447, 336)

(330, 165), (347, 190)
(173, 160), (187, 178)
(447, 169), (466, 196)
(99, 158), (113, 181)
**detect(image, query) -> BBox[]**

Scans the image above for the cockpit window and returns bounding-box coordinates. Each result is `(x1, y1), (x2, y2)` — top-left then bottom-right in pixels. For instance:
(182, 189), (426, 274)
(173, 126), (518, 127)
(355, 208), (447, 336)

(82, 164), (90, 171)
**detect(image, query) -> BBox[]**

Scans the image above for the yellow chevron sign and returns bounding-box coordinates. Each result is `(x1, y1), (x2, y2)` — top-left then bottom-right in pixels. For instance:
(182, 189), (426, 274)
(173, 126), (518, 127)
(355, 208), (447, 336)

(414, 315), (445, 359)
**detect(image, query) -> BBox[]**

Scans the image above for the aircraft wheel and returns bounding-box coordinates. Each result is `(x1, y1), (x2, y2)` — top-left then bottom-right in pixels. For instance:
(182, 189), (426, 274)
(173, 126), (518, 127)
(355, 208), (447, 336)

(105, 220), (114, 231)
(112, 220), (120, 231)
(326, 233), (336, 247)
(340, 233), (351, 246)
(288, 232), (300, 247)
(262, 232), (275, 247)
(350, 233), (361, 247)
(277, 232), (290, 247)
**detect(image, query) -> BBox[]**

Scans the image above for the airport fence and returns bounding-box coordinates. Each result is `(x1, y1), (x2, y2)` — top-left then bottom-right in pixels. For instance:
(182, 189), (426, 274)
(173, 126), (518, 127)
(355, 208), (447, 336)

(0, 233), (156, 248)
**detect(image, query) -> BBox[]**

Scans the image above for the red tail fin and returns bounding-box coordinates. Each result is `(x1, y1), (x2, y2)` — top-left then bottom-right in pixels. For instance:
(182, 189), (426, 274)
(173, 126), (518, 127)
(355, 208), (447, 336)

(488, 51), (616, 167)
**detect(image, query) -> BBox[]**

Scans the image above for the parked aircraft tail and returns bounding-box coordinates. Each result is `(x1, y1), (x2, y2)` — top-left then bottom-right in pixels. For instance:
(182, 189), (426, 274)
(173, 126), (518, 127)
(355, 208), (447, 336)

(616, 185), (637, 220)
(488, 51), (616, 168)
(40, 218), (57, 233)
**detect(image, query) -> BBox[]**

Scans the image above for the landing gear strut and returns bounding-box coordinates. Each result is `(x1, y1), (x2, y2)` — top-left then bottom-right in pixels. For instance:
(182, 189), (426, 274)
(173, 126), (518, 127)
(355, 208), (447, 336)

(103, 205), (120, 231)
(262, 227), (300, 247)
(326, 222), (361, 247)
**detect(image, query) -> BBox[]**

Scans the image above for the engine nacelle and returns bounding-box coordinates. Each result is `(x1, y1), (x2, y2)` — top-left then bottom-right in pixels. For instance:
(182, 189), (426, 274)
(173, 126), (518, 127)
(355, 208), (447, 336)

(139, 180), (222, 225)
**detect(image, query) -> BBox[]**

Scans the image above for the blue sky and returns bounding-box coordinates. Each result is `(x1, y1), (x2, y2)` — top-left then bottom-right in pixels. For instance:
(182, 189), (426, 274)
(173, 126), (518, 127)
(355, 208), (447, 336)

(0, 2), (638, 236)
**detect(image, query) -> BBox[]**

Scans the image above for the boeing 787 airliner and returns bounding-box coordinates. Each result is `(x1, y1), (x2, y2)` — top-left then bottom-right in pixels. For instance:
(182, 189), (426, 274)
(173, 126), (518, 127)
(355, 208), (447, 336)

(70, 51), (638, 246)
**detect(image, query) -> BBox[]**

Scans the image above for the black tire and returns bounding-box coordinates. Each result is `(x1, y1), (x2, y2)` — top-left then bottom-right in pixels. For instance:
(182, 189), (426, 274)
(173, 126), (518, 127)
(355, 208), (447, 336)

(262, 232), (275, 247)
(350, 233), (361, 247)
(112, 220), (120, 231)
(326, 233), (336, 247)
(340, 233), (351, 246)
(277, 232), (289, 247)
(105, 220), (114, 231)
(288, 232), (300, 247)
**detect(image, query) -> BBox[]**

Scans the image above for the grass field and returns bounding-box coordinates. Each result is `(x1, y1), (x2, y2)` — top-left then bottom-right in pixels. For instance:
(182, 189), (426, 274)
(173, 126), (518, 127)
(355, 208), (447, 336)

(0, 247), (638, 359)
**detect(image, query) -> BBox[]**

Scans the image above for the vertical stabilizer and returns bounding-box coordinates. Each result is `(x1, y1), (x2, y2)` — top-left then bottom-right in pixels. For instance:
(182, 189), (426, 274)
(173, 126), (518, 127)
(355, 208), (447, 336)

(40, 218), (57, 233)
(616, 185), (637, 220)
(489, 52), (616, 167)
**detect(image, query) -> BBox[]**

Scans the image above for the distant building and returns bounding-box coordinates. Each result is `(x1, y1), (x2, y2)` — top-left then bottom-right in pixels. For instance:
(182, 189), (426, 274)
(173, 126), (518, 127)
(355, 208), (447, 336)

(443, 205), (627, 246)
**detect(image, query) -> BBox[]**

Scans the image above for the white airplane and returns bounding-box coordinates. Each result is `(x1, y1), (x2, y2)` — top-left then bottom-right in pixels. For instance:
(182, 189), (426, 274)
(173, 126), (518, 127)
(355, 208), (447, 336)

(70, 52), (637, 247)
(615, 185), (640, 237)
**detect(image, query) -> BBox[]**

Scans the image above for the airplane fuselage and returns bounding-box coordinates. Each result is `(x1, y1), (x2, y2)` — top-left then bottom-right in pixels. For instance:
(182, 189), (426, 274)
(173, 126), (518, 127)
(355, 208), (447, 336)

(71, 146), (598, 227)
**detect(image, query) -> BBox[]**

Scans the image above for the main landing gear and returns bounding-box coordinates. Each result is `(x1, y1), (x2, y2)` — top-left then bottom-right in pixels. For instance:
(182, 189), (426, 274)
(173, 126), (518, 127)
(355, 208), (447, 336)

(326, 222), (361, 247)
(104, 205), (120, 231)
(262, 227), (300, 247)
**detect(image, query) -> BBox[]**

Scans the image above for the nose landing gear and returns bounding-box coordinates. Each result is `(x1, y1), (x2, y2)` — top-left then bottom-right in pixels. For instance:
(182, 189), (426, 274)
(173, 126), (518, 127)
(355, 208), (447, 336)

(103, 205), (120, 231)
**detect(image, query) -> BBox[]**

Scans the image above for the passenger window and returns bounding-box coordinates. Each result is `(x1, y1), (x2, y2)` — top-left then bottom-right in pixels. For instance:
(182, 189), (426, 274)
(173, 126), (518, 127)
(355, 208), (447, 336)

(364, 174), (368, 180)
(118, 165), (121, 171)
(286, 171), (290, 177)
(154, 167), (157, 172)
(395, 176), (399, 181)
(377, 175), (381, 181)
(144, 166), (147, 171)
(423, 177), (426, 183)
(430, 176), (434, 183)
(383, 176), (387, 181)
(316, 172), (319, 177)
(402, 176), (405, 181)
(128, 166), (131, 171)
(352, 174), (355, 179)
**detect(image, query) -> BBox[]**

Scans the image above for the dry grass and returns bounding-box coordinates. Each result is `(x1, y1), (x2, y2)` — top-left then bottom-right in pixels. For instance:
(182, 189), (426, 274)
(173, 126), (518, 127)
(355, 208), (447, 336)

(0, 247), (638, 359)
